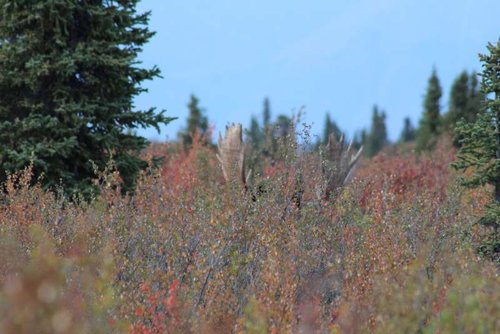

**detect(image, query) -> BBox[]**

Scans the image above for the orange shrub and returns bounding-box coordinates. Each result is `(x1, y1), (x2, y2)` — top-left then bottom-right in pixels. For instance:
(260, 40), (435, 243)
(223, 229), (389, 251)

(0, 136), (497, 333)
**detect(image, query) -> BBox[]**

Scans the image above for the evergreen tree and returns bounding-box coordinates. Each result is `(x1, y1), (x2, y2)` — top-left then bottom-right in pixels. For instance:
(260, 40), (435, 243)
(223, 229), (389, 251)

(360, 129), (367, 148)
(442, 71), (484, 146)
(322, 113), (342, 145)
(352, 130), (366, 151)
(0, 0), (174, 196)
(365, 105), (388, 157)
(443, 71), (469, 132)
(263, 97), (271, 129)
(272, 114), (297, 163)
(244, 115), (263, 178)
(274, 114), (292, 139)
(261, 97), (274, 154)
(416, 68), (442, 151)
(399, 117), (416, 142)
(467, 71), (483, 121)
(247, 115), (262, 146)
(179, 94), (208, 148)
(453, 40), (500, 261)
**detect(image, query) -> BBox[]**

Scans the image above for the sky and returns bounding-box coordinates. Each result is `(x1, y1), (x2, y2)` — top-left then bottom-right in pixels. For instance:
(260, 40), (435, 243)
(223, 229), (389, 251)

(134, 0), (500, 143)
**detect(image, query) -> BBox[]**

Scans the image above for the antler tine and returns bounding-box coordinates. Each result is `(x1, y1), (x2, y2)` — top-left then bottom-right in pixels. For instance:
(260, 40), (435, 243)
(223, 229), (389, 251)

(343, 145), (363, 185)
(350, 145), (363, 166)
(346, 138), (354, 154)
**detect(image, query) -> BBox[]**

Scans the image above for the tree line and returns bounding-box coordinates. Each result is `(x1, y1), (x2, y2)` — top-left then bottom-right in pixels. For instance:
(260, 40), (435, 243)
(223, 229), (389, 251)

(180, 67), (484, 158)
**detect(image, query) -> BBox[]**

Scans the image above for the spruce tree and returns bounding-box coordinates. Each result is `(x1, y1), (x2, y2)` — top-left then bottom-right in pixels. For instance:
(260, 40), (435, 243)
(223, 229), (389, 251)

(360, 129), (367, 149)
(400, 117), (416, 142)
(352, 130), (365, 151)
(322, 113), (342, 145)
(274, 114), (292, 139)
(0, 0), (174, 197)
(243, 115), (261, 179)
(263, 97), (271, 129)
(467, 71), (483, 121)
(179, 94), (208, 148)
(443, 71), (484, 146)
(453, 40), (500, 261)
(247, 116), (262, 146)
(262, 97), (273, 153)
(416, 68), (442, 152)
(257, 97), (277, 160)
(365, 105), (388, 157)
(272, 114), (296, 163)
(444, 71), (469, 132)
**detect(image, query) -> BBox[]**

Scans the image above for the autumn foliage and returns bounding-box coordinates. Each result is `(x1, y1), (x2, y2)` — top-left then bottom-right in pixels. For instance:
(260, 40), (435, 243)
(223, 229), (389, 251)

(0, 134), (498, 333)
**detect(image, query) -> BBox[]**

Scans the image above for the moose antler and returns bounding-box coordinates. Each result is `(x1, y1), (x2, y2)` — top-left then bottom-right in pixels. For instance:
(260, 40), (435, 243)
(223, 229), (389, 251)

(321, 133), (363, 199)
(216, 124), (251, 188)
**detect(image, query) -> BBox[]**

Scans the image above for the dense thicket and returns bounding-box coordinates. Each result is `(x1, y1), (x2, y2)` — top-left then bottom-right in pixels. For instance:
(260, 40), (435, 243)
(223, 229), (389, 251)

(0, 0), (173, 197)
(1, 132), (498, 333)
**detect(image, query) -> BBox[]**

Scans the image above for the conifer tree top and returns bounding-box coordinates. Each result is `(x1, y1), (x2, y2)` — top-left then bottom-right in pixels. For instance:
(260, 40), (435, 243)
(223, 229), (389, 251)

(0, 0), (175, 197)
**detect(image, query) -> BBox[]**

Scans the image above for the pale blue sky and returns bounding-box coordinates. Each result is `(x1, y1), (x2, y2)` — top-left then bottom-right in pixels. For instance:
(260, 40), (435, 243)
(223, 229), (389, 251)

(134, 0), (500, 142)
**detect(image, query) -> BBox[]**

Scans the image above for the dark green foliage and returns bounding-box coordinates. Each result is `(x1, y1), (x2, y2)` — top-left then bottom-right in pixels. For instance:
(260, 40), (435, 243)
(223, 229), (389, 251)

(262, 97), (274, 156)
(245, 98), (286, 175)
(267, 114), (296, 163)
(416, 68), (442, 152)
(359, 129), (368, 149)
(351, 130), (365, 151)
(0, 0), (174, 197)
(322, 113), (342, 145)
(443, 71), (483, 146)
(467, 72), (483, 121)
(263, 97), (271, 129)
(179, 94), (208, 148)
(365, 105), (388, 157)
(453, 40), (500, 262)
(245, 98), (273, 157)
(445, 71), (470, 130)
(400, 117), (416, 142)
(245, 115), (265, 176)
(274, 114), (292, 139)
(247, 116), (262, 146)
